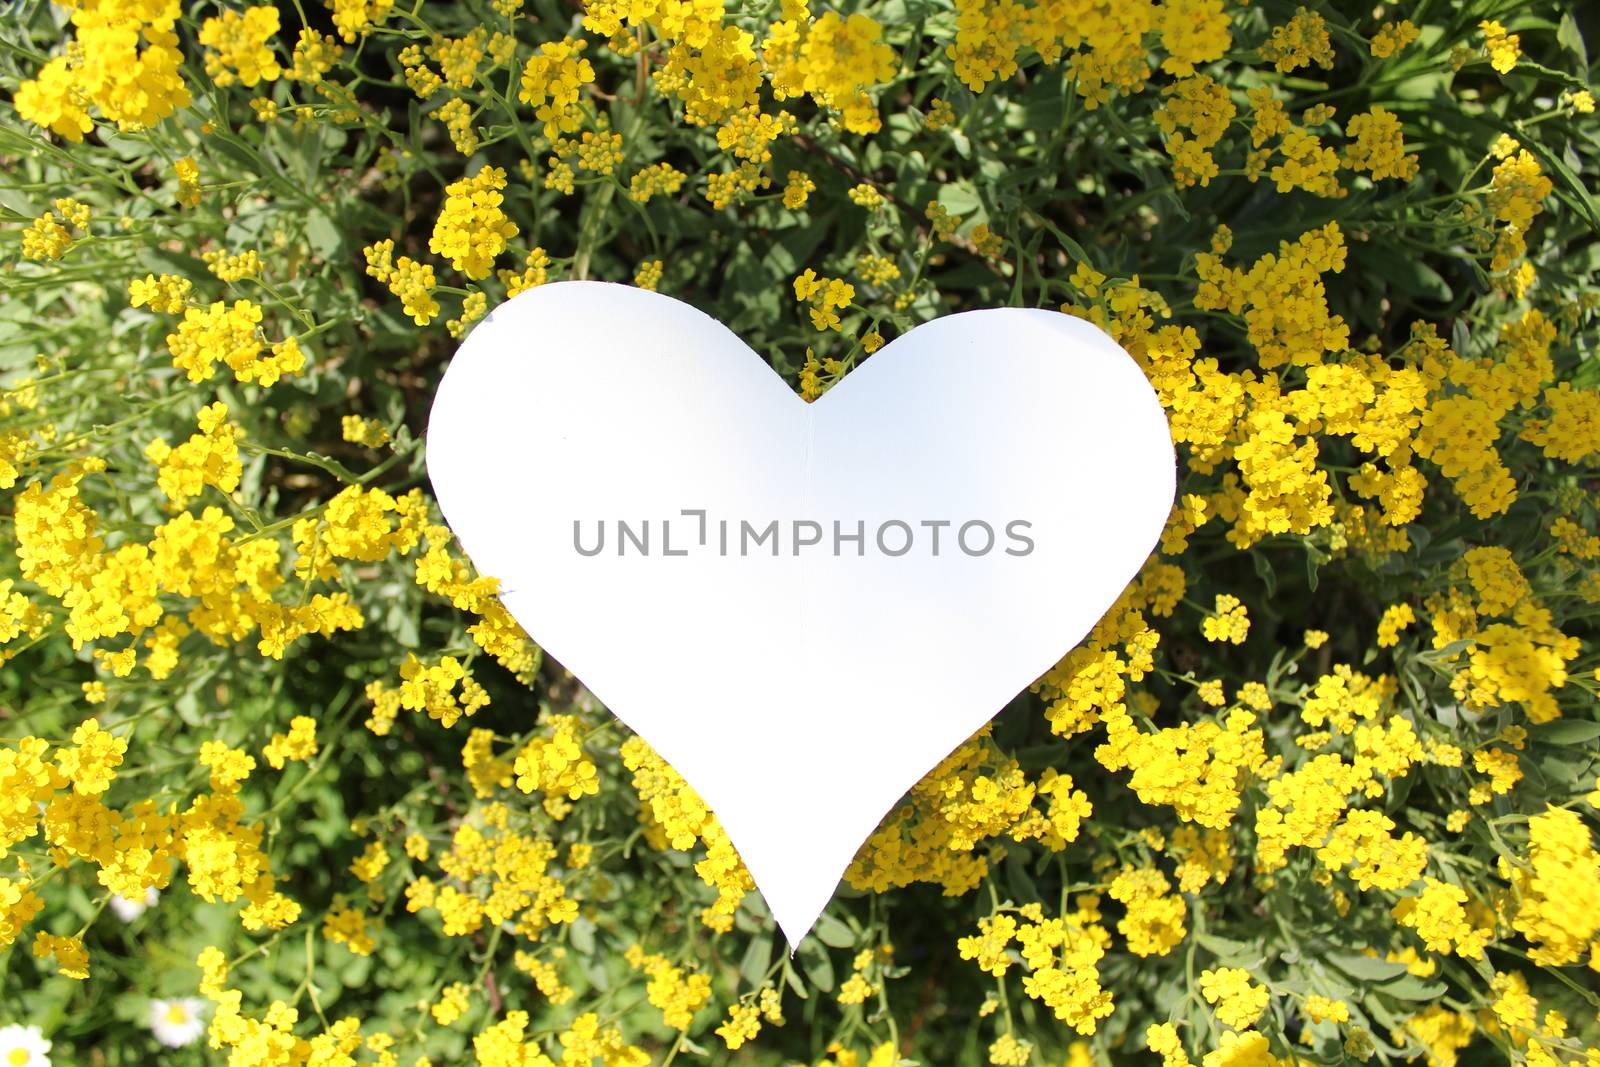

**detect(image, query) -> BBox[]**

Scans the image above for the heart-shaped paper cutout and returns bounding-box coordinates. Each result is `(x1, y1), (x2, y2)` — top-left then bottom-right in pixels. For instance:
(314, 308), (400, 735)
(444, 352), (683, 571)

(426, 281), (1174, 944)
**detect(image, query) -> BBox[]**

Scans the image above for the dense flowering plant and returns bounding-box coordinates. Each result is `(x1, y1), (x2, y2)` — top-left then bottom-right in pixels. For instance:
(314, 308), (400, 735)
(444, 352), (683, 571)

(2, 0), (1599, 1064)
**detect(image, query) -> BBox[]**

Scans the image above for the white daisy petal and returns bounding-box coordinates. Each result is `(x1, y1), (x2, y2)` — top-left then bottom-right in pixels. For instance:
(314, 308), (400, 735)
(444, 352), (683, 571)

(148, 998), (207, 1048)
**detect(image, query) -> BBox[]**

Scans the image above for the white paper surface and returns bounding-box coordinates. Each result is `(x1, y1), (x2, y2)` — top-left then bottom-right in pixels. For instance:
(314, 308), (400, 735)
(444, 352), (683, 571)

(426, 281), (1175, 945)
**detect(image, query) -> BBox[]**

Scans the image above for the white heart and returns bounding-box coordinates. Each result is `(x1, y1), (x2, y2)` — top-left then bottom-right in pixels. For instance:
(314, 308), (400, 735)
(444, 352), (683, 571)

(426, 281), (1173, 945)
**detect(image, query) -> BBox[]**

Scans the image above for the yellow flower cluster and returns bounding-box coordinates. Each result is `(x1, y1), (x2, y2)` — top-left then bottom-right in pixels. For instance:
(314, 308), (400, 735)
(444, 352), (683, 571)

(625, 943), (713, 1028)
(513, 715), (599, 817)
(405, 810), (578, 941)
(621, 736), (754, 932)
(366, 653), (489, 731)
(263, 716), (317, 770)
(518, 37), (595, 138)
(1502, 806), (1600, 966)
(794, 269), (856, 331)
(1198, 967), (1268, 1029)
(960, 900), (1116, 1034)
(15, 0), (190, 139)
(199, 6), (283, 88)
(768, 9), (898, 134)
(364, 239), (441, 326)
(849, 728), (1092, 896)
(430, 165), (519, 281)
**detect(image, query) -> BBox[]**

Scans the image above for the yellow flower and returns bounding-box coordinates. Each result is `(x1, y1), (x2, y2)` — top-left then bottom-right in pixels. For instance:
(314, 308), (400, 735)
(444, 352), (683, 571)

(129, 274), (193, 314)
(630, 163), (688, 203)
(518, 38), (594, 139)
(796, 12), (897, 133)
(1480, 20), (1521, 74)
(1159, 0), (1231, 77)
(1502, 806), (1600, 966)
(513, 715), (598, 817)
(54, 720), (127, 796)
(1392, 878), (1491, 959)
(634, 260), (664, 291)
(925, 96), (956, 129)
(263, 717), (318, 770)
(430, 165), (519, 281)
(577, 129), (625, 174)
(1198, 968), (1268, 1030)
(15, 57), (95, 142)
(1376, 603), (1415, 648)
(621, 738), (753, 930)
(430, 982), (471, 1026)
(847, 182), (885, 209)
(289, 28), (343, 81)
(341, 415), (391, 447)
(1201, 594), (1250, 644)
(175, 156), (201, 208)
(365, 241), (440, 326)
(199, 6), (284, 88)
(837, 972), (875, 1005)
(958, 913), (1018, 975)
(626, 945), (713, 1029)
(145, 402), (242, 508)
(329, 0), (393, 40)
(1370, 20), (1418, 59)
(716, 1001), (762, 1050)
(971, 223), (1004, 257)
(427, 28), (487, 89)
(927, 201), (958, 240)
(446, 290), (488, 339)
(1156, 75), (1236, 187)
(1260, 7), (1334, 73)
(794, 269), (856, 332)
(20, 212), (72, 262)
(988, 1033), (1033, 1066)
(1343, 106), (1418, 182)
(1148, 1022), (1193, 1067)
(1110, 866), (1186, 957)
(717, 106), (793, 162)
(704, 164), (769, 209)
(34, 930), (90, 979)
(783, 170), (816, 209)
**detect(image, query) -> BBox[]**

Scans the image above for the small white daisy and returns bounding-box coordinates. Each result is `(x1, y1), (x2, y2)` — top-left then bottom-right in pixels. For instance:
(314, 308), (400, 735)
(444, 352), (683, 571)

(147, 998), (207, 1048)
(109, 887), (160, 922)
(0, 1024), (51, 1067)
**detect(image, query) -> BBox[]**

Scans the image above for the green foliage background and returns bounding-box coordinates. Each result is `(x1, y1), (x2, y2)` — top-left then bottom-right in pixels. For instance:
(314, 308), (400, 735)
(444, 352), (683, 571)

(1, 0), (1599, 1064)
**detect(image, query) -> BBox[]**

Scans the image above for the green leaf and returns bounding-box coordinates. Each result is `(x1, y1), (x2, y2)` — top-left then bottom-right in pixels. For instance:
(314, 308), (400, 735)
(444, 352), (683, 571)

(569, 917), (597, 955)
(1529, 719), (1600, 745)
(782, 956), (810, 1000)
(1367, 244), (1453, 302)
(937, 181), (983, 216)
(1197, 933), (1261, 966)
(1556, 14), (1588, 66)
(1252, 549), (1278, 599)
(1326, 951), (1410, 982)
(1004, 850), (1041, 904)
(760, 223), (831, 281)
(798, 940), (835, 992)
(306, 209), (344, 262)
(1376, 974), (1448, 1001)
(740, 933), (775, 989)
(812, 912), (856, 949)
